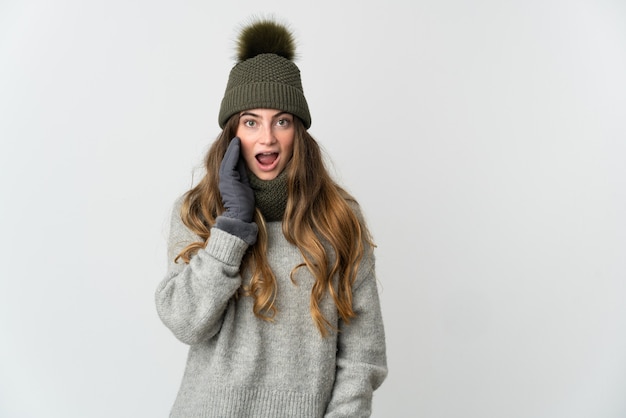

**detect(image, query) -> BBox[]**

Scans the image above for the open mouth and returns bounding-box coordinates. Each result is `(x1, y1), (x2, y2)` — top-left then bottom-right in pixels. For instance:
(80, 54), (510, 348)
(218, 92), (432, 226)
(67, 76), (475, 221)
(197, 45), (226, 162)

(256, 152), (279, 167)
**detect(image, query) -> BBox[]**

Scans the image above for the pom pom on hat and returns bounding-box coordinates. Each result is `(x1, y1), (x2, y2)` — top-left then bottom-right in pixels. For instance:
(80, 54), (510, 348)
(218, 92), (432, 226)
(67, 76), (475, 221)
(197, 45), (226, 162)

(218, 17), (311, 129)
(236, 19), (296, 62)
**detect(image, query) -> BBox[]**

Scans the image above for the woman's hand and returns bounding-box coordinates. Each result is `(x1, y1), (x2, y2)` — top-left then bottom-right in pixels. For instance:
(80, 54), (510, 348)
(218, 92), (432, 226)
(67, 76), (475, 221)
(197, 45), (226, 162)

(219, 137), (255, 223)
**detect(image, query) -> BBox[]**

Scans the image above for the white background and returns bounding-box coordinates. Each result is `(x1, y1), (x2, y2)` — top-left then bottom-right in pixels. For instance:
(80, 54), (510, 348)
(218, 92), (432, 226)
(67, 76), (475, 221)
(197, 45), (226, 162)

(1, 1), (625, 417)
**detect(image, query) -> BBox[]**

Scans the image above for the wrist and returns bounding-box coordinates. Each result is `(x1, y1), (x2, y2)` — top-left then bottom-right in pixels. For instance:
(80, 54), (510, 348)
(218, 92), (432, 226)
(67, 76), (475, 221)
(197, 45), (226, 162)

(214, 216), (258, 245)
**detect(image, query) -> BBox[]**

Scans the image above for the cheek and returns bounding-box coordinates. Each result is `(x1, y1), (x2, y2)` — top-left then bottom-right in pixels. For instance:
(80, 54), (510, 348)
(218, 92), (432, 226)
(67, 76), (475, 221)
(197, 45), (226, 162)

(284, 143), (294, 161)
(237, 137), (255, 162)
(280, 133), (295, 159)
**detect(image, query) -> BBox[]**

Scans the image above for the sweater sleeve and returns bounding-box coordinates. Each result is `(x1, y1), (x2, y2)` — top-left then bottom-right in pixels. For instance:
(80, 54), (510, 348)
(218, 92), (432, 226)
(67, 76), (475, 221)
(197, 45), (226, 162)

(325, 254), (388, 417)
(155, 198), (250, 345)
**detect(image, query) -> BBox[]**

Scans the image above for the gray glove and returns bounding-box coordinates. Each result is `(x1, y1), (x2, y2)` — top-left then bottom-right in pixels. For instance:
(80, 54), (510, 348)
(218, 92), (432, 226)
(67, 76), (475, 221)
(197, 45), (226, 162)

(218, 137), (255, 223)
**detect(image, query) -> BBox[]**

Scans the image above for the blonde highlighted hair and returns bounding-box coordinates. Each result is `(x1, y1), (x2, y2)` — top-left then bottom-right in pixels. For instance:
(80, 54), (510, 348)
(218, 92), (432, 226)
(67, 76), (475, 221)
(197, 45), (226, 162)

(176, 114), (374, 337)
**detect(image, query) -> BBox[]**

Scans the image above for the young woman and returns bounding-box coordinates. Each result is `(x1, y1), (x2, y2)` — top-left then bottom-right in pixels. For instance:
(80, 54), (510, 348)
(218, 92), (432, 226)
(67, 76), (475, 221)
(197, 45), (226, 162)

(155, 18), (387, 417)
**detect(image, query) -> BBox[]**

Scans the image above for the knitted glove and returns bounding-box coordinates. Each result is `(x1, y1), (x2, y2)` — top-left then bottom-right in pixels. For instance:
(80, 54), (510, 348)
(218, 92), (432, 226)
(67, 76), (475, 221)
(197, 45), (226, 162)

(218, 137), (255, 222)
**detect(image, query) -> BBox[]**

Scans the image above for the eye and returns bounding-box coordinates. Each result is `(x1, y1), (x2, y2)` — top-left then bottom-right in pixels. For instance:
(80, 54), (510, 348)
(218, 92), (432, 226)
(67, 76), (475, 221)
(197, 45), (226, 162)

(243, 119), (256, 128)
(276, 118), (291, 127)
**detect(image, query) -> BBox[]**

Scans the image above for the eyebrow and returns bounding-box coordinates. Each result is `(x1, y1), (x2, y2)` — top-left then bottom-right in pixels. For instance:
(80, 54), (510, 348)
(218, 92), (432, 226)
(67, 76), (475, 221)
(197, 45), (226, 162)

(239, 111), (291, 119)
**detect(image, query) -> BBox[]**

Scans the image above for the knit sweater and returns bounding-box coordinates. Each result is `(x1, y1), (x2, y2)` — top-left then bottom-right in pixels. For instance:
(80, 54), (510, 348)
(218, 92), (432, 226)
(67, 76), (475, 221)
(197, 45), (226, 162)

(155, 197), (387, 417)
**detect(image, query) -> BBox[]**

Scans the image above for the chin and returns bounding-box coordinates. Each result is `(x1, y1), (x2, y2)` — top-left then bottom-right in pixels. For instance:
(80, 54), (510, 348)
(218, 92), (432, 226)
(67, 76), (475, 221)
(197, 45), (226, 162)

(257, 172), (278, 180)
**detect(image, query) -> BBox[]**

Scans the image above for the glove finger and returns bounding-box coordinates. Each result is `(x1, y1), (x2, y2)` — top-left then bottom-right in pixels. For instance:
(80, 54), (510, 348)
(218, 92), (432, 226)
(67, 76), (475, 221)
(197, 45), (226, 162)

(220, 137), (241, 178)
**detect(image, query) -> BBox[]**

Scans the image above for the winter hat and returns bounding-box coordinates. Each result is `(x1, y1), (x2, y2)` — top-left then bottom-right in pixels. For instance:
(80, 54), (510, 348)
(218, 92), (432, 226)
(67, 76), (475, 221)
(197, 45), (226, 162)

(218, 18), (311, 129)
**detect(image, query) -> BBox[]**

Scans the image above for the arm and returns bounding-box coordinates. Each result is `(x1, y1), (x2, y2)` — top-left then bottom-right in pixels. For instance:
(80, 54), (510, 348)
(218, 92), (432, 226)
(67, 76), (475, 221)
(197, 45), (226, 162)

(154, 199), (251, 345)
(156, 138), (257, 345)
(325, 255), (388, 417)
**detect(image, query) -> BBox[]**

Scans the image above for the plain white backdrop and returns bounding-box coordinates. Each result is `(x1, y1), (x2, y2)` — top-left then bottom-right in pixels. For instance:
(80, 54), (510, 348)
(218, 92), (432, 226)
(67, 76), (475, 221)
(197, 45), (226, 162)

(1, 1), (625, 417)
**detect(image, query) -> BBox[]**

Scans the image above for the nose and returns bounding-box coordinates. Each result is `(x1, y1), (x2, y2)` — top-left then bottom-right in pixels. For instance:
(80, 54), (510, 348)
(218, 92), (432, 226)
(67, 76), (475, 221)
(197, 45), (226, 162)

(259, 124), (276, 145)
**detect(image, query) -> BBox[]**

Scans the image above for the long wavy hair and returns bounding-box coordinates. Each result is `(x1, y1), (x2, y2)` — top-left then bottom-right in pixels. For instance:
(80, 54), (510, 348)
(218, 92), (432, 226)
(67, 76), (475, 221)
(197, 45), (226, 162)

(176, 114), (374, 337)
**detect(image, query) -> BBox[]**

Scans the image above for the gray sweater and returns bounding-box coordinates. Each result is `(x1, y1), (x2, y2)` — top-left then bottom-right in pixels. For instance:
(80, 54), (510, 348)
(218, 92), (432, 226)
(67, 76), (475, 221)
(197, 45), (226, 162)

(155, 198), (387, 417)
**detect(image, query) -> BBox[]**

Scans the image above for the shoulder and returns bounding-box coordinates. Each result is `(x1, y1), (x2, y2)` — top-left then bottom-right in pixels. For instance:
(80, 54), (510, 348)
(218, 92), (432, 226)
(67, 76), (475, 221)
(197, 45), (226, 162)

(167, 193), (202, 254)
(342, 192), (371, 234)
(172, 193), (187, 214)
(347, 199), (365, 220)
(342, 193), (377, 270)
(166, 194), (187, 232)
(337, 186), (365, 217)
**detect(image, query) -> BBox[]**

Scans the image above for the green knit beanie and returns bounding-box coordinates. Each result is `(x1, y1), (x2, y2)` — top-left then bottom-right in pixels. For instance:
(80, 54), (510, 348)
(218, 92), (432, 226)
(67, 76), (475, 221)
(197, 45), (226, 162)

(218, 19), (311, 129)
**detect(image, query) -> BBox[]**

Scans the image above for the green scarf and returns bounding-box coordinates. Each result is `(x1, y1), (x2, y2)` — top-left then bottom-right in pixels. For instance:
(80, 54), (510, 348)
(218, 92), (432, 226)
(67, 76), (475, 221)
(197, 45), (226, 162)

(247, 169), (288, 222)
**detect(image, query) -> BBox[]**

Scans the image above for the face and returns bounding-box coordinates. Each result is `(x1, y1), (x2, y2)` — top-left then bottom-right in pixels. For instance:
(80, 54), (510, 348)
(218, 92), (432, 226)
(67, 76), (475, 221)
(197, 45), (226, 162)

(235, 108), (295, 180)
